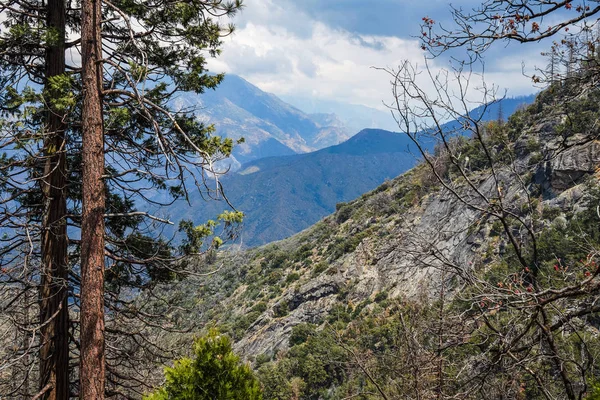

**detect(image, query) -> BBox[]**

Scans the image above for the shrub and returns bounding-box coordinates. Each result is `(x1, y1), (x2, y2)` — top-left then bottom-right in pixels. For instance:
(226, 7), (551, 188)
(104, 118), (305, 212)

(144, 329), (262, 400)
(254, 353), (271, 369)
(273, 301), (289, 318)
(289, 323), (316, 346)
(335, 203), (353, 224)
(252, 301), (268, 313)
(374, 290), (388, 303)
(311, 261), (328, 277)
(285, 272), (300, 284)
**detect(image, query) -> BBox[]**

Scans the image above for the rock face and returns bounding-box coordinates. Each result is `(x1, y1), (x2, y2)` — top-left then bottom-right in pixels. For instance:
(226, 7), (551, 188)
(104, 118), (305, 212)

(549, 140), (600, 191)
(180, 87), (600, 360)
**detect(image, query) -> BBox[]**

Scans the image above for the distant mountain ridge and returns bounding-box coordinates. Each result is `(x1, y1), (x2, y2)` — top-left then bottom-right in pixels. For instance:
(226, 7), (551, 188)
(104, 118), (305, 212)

(164, 93), (537, 247)
(282, 95), (400, 133)
(168, 128), (419, 247)
(172, 74), (535, 171)
(173, 75), (353, 167)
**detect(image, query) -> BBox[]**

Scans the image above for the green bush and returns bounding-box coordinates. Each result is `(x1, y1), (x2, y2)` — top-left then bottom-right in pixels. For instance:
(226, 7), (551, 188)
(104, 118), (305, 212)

(335, 203), (354, 224)
(252, 301), (268, 313)
(273, 301), (289, 318)
(285, 272), (300, 284)
(374, 290), (388, 303)
(327, 231), (368, 260)
(311, 261), (328, 277)
(585, 382), (600, 399)
(289, 323), (317, 346)
(144, 329), (262, 400)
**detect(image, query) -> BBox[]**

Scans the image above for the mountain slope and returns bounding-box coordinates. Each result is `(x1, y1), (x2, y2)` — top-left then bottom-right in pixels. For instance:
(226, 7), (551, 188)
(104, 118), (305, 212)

(170, 129), (419, 247)
(174, 75), (352, 165)
(166, 95), (536, 247)
(161, 84), (600, 398)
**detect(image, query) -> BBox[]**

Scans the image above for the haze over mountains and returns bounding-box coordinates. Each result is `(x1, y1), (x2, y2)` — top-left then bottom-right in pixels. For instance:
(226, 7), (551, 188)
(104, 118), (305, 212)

(281, 95), (399, 133)
(173, 75), (361, 168)
(165, 77), (537, 247)
(170, 128), (419, 246)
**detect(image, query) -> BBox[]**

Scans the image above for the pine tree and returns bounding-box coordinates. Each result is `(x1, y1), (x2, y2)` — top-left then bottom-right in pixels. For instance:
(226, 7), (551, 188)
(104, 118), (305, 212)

(144, 329), (262, 400)
(0, 1), (71, 397)
(79, 0), (106, 397)
(0, 0), (244, 397)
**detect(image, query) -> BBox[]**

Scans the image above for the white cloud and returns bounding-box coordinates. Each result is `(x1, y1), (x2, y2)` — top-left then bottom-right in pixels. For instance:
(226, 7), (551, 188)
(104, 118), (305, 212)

(207, 0), (539, 111)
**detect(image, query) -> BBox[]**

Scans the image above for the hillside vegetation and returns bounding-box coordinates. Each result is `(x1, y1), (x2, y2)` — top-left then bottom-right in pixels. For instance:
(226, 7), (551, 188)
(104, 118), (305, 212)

(168, 129), (418, 247)
(169, 97), (535, 248)
(158, 80), (600, 399)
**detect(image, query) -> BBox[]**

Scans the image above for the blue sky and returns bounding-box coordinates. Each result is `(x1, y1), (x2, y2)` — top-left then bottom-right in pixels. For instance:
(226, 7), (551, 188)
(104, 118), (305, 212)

(207, 0), (548, 111)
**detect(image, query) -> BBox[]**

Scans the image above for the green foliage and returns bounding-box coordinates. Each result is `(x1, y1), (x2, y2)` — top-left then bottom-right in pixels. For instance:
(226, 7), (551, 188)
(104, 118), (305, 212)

(252, 302), (268, 313)
(258, 329), (347, 400)
(144, 329), (262, 400)
(178, 210), (244, 254)
(45, 74), (75, 113)
(528, 151), (543, 165)
(285, 272), (300, 284)
(311, 261), (328, 277)
(335, 203), (354, 224)
(374, 290), (388, 303)
(327, 304), (352, 324)
(289, 323), (317, 346)
(259, 246), (289, 270)
(273, 301), (289, 318)
(541, 205), (562, 221)
(327, 231), (369, 260)
(257, 361), (296, 400)
(586, 382), (600, 399)
(553, 89), (600, 139)
(231, 311), (262, 340)
(254, 353), (271, 368)
(0, 0), (246, 395)
(291, 243), (313, 264)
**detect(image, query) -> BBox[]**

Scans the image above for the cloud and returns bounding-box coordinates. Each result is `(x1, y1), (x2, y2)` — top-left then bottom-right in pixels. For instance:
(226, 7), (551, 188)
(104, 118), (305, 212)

(207, 0), (540, 111)
(208, 0), (427, 110)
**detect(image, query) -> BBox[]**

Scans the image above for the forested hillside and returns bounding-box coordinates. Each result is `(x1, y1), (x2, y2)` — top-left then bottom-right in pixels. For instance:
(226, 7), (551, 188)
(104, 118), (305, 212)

(169, 97), (534, 248)
(159, 78), (600, 399)
(169, 129), (418, 246)
(2, 0), (600, 399)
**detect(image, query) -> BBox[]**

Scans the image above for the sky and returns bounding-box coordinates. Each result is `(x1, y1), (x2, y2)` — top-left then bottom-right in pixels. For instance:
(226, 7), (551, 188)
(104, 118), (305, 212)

(206, 0), (548, 111)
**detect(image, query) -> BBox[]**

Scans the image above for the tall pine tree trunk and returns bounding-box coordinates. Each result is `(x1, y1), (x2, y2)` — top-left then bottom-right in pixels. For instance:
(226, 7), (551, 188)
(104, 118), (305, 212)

(39, 0), (69, 398)
(79, 0), (105, 397)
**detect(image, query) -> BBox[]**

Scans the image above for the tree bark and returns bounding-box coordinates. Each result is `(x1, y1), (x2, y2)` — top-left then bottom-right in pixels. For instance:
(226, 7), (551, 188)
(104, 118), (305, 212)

(79, 0), (105, 397)
(39, 0), (70, 398)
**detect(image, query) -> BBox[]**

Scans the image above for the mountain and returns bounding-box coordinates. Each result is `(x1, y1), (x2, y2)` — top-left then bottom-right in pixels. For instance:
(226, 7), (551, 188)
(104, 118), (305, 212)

(172, 75), (535, 170)
(164, 95), (537, 247)
(474, 94), (537, 121)
(284, 93), (537, 135)
(168, 129), (419, 247)
(281, 95), (399, 132)
(156, 81), (600, 399)
(173, 75), (353, 166)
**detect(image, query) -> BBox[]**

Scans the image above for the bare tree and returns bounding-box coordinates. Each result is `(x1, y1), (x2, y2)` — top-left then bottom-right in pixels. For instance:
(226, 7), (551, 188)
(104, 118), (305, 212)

(421, 1), (600, 56)
(384, 59), (600, 399)
(421, 1), (600, 86)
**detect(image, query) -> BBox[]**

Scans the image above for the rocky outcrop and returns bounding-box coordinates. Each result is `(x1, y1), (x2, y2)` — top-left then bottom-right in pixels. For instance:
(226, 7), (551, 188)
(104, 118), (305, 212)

(549, 140), (600, 191)
(185, 89), (600, 360)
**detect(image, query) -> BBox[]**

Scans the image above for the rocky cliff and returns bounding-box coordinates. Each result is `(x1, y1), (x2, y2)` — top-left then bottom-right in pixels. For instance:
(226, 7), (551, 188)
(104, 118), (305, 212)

(178, 83), (600, 364)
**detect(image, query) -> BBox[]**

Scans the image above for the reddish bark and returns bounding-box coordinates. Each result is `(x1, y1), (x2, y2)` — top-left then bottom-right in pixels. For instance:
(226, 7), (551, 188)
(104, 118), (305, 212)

(79, 0), (106, 397)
